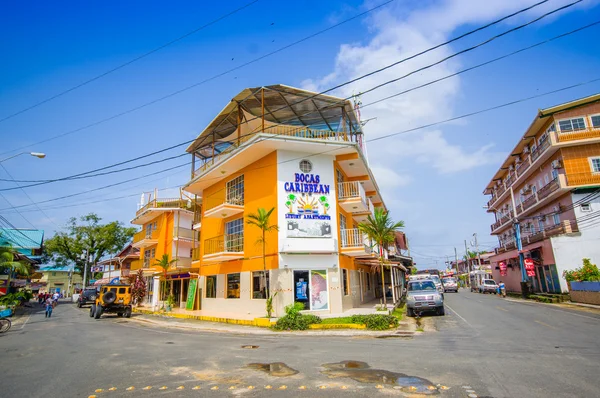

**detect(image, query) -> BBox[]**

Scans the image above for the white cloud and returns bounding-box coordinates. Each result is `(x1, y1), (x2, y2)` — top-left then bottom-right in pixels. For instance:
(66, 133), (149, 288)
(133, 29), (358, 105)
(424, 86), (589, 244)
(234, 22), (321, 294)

(370, 165), (411, 187)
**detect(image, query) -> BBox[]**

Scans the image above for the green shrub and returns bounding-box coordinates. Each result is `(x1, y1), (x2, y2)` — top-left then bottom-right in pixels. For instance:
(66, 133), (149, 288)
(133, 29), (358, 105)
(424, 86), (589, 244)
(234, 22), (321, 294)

(272, 302), (321, 331)
(563, 258), (600, 282)
(349, 314), (398, 330)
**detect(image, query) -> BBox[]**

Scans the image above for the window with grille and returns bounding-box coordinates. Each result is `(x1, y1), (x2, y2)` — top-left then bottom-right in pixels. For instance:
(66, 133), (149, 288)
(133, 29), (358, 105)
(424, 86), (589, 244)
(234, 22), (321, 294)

(590, 157), (600, 173)
(553, 214), (560, 225)
(225, 218), (244, 252)
(551, 169), (558, 180)
(226, 175), (244, 205)
(143, 248), (155, 268)
(592, 115), (600, 128)
(558, 117), (586, 132)
(299, 160), (312, 173)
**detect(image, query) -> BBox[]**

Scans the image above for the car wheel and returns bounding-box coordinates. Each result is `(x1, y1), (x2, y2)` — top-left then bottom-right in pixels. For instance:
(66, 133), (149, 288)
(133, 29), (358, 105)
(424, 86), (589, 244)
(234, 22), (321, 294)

(90, 304), (95, 317)
(437, 306), (445, 316)
(406, 308), (414, 317)
(124, 307), (132, 318)
(94, 305), (103, 319)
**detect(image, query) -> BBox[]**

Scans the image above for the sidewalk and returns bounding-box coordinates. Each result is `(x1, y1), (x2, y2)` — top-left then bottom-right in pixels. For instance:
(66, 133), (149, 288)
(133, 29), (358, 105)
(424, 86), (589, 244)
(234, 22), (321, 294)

(129, 311), (416, 337)
(504, 297), (600, 313)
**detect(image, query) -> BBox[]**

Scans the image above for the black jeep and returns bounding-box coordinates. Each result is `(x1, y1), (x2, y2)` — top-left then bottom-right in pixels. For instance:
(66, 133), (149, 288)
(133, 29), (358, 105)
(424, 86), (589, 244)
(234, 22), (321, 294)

(76, 287), (98, 308)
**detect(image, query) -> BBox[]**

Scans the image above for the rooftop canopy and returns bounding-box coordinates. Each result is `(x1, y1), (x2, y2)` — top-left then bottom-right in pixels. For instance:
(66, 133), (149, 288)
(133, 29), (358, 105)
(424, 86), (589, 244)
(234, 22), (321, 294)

(186, 84), (362, 154)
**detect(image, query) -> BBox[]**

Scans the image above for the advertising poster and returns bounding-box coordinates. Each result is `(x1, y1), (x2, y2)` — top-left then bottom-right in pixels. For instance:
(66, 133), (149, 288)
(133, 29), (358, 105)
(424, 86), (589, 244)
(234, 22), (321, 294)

(524, 258), (536, 277)
(310, 270), (329, 310)
(499, 261), (507, 276)
(284, 172), (332, 238)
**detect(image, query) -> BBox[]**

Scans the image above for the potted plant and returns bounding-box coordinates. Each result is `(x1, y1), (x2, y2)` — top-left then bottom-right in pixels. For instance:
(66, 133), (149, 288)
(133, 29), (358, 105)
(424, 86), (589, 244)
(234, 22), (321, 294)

(165, 295), (175, 312)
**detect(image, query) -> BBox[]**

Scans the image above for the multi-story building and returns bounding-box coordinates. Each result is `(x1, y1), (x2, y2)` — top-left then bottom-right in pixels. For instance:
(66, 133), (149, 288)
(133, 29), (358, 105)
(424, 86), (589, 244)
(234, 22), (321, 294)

(484, 93), (600, 294)
(182, 84), (405, 317)
(131, 191), (200, 309)
(37, 266), (83, 296)
(95, 243), (140, 282)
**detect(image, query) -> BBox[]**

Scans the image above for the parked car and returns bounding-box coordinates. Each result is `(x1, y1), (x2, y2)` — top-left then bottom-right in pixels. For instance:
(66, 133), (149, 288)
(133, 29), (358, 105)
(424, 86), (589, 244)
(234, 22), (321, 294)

(442, 277), (458, 293)
(479, 279), (499, 294)
(90, 284), (132, 319)
(406, 280), (445, 317)
(429, 275), (444, 293)
(76, 287), (98, 308)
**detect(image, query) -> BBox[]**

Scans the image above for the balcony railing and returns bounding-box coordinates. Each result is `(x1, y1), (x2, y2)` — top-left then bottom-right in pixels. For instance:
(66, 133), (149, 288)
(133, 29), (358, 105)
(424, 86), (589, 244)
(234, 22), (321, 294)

(204, 188), (244, 212)
(491, 213), (512, 232)
(193, 124), (361, 177)
(136, 198), (191, 217)
(530, 138), (551, 162)
(504, 172), (516, 187)
(192, 247), (201, 261)
(565, 172), (600, 187)
(520, 220), (578, 246)
(556, 126), (600, 142)
(133, 228), (160, 246)
(340, 228), (368, 248)
(204, 234), (244, 256)
(516, 157), (531, 177)
(537, 178), (560, 200)
(175, 257), (192, 268)
(522, 194), (538, 211)
(338, 181), (366, 201)
(173, 227), (199, 241)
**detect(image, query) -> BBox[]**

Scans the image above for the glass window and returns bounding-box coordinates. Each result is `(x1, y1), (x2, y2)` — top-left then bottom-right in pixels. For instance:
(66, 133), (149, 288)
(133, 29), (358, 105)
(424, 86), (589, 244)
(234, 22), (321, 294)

(366, 273), (371, 291)
(294, 270), (310, 309)
(342, 269), (349, 296)
(119, 288), (126, 294)
(225, 218), (244, 252)
(252, 271), (269, 299)
(226, 175), (244, 205)
(408, 281), (436, 291)
(226, 273), (240, 298)
(544, 174), (550, 184)
(590, 157), (600, 173)
(532, 185), (537, 194)
(310, 270), (328, 310)
(558, 117), (586, 132)
(551, 169), (558, 180)
(205, 276), (216, 298)
(592, 115), (600, 128)
(553, 214), (560, 225)
(538, 220), (545, 232)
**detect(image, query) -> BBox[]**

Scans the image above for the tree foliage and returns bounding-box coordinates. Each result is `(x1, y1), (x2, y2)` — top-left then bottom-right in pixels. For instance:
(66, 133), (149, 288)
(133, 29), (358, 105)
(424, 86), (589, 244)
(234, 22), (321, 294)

(131, 269), (147, 306)
(44, 213), (136, 278)
(246, 207), (278, 299)
(563, 258), (600, 282)
(0, 240), (31, 276)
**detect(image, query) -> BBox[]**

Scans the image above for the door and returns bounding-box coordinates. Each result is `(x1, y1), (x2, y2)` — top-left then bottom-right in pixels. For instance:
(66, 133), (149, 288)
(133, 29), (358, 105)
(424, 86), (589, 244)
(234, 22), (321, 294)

(294, 271), (310, 310)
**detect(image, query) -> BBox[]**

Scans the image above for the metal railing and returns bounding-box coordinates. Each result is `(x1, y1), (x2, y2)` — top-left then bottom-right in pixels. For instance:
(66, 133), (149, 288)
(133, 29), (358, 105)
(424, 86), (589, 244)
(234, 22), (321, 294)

(516, 157), (531, 177)
(556, 126), (600, 142)
(565, 172), (600, 186)
(192, 247), (201, 261)
(530, 139), (551, 162)
(522, 194), (538, 211)
(173, 227), (199, 241)
(204, 234), (244, 255)
(204, 188), (244, 212)
(491, 213), (512, 232)
(505, 172), (516, 187)
(193, 124), (359, 177)
(340, 228), (370, 248)
(136, 198), (192, 217)
(133, 228), (159, 243)
(537, 178), (560, 200)
(338, 181), (367, 203)
(175, 257), (192, 268)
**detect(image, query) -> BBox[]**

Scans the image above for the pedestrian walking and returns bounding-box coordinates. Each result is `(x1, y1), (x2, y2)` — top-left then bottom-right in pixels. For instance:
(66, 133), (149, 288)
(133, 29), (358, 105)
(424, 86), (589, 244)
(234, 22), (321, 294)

(45, 297), (53, 318)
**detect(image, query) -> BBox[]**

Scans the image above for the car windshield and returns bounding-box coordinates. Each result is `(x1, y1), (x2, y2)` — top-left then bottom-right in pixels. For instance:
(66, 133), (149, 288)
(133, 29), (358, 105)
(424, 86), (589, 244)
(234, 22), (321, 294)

(442, 278), (456, 283)
(430, 276), (440, 283)
(484, 280), (496, 285)
(408, 281), (436, 291)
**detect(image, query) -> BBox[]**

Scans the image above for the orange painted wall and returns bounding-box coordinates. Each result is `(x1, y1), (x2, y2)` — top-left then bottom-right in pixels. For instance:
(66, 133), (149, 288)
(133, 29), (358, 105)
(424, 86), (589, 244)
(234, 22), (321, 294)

(139, 212), (176, 271)
(561, 144), (600, 176)
(200, 152), (279, 276)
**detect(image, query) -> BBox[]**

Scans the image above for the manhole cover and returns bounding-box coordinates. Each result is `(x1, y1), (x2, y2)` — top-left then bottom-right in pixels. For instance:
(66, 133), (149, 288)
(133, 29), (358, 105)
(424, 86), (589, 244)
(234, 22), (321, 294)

(241, 345), (259, 349)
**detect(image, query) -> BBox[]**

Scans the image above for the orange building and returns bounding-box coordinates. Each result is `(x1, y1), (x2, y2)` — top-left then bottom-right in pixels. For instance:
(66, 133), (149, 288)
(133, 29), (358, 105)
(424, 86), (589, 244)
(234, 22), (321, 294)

(484, 93), (600, 294)
(182, 85), (409, 317)
(130, 191), (200, 308)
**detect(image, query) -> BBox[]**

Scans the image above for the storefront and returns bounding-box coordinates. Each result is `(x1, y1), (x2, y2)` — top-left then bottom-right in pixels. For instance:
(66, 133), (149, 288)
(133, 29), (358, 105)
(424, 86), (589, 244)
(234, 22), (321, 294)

(165, 273), (191, 308)
(293, 269), (329, 311)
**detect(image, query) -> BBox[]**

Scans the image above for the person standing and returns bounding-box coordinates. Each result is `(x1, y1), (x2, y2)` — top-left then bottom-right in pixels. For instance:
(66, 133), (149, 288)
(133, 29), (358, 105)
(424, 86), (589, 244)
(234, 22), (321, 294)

(45, 297), (53, 318)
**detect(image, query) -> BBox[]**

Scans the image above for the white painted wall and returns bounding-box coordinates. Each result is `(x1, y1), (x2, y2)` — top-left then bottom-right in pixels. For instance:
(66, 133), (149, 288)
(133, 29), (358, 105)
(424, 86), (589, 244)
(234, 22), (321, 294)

(550, 192), (600, 292)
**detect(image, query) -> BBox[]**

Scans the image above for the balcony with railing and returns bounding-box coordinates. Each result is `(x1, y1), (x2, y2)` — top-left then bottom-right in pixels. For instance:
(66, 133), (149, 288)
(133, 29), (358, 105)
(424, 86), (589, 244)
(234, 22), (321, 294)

(203, 233), (244, 262)
(516, 157), (532, 177)
(565, 172), (600, 187)
(337, 181), (369, 213)
(192, 247), (201, 262)
(491, 213), (512, 233)
(352, 197), (375, 222)
(556, 126), (600, 143)
(132, 228), (160, 249)
(495, 220), (578, 254)
(135, 198), (192, 219)
(193, 208), (202, 230)
(173, 227), (200, 244)
(340, 229), (372, 257)
(504, 171), (516, 188)
(204, 188), (244, 218)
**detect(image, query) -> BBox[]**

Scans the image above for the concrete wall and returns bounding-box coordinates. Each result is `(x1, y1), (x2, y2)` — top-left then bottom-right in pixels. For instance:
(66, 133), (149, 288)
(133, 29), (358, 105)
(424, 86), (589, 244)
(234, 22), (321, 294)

(549, 192), (600, 293)
(569, 290), (600, 305)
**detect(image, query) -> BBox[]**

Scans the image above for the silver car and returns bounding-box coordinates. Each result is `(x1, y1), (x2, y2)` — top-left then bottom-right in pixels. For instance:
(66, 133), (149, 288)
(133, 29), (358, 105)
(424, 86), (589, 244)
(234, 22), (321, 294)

(406, 280), (445, 316)
(479, 279), (498, 294)
(442, 277), (458, 293)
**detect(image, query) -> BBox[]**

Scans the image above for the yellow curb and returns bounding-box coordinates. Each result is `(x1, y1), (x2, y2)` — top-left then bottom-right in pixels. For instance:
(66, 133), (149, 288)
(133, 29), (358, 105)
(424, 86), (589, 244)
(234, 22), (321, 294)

(176, 386), (185, 390)
(192, 386), (201, 390)
(94, 389), (103, 393)
(211, 386), (219, 390)
(143, 386), (152, 390)
(126, 386), (135, 391)
(309, 323), (367, 329)
(108, 387), (117, 391)
(132, 308), (257, 326)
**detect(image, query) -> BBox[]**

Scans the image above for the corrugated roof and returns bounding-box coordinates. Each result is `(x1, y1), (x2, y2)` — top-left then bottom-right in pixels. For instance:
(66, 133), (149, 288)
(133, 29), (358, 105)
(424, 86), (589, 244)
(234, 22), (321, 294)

(0, 228), (44, 249)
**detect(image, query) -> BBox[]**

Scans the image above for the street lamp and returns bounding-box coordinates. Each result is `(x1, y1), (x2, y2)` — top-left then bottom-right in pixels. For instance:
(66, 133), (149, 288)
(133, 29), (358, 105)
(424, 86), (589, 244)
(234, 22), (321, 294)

(0, 151), (46, 163)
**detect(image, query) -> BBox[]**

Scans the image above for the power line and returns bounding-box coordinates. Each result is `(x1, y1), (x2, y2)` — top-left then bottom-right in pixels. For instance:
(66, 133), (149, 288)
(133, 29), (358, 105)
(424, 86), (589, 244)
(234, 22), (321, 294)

(0, 0), (397, 156)
(3, 6), (591, 194)
(0, 0), (261, 125)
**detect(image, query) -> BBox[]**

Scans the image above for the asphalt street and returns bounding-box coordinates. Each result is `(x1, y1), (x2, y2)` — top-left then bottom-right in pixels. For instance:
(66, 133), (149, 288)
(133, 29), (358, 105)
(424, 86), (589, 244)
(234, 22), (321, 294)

(1, 292), (599, 398)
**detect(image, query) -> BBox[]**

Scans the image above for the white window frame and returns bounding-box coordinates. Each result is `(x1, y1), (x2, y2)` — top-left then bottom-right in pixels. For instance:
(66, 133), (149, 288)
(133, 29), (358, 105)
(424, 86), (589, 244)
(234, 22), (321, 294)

(558, 117), (586, 133)
(589, 157), (600, 174)
(553, 213), (560, 226)
(226, 175), (244, 205)
(590, 114), (600, 129)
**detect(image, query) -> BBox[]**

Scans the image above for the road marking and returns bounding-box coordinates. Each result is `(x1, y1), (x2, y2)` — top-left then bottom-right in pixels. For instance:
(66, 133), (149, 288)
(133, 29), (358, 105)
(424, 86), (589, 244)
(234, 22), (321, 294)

(535, 320), (557, 329)
(19, 313), (32, 330)
(495, 306), (508, 312)
(444, 303), (473, 327)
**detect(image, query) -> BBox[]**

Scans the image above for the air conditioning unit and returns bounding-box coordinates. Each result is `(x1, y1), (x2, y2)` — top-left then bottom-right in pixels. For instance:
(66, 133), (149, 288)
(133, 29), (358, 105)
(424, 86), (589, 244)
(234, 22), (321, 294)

(523, 146), (530, 154)
(551, 160), (563, 169)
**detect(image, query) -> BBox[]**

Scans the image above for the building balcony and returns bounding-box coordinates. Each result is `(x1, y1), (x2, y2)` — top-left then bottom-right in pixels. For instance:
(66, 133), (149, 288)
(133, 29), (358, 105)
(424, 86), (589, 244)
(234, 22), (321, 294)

(496, 220), (578, 254)
(192, 210), (202, 230)
(340, 229), (373, 257)
(555, 126), (600, 143)
(491, 214), (512, 234)
(132, 198), (195, 225)
(338, 181), (369, 213)
(565, 171), (600, 187)
(132, 229), (159, 249)
(174, 257), (192, 269)
(203, 189), (244, 219)
(203, 234), (244, 262)
(192, 247), (201, 262)
(513, 177), (566, 220)
(173, 227), (199, 245)
(352, 197), (375, 223)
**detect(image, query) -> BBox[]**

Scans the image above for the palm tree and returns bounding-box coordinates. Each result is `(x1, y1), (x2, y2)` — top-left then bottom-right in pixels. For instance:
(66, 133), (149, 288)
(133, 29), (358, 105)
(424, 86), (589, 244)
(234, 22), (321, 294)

(358, 207), (404, 306)
(0, 245), (30, 276)
(246, 207), (278, 298)
(153, 254), (176, 307)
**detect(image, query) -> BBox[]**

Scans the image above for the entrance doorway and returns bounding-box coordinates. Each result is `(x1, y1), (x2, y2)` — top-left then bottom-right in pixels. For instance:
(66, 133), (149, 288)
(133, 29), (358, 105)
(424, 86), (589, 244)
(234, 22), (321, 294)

(293, 270), (329, 311)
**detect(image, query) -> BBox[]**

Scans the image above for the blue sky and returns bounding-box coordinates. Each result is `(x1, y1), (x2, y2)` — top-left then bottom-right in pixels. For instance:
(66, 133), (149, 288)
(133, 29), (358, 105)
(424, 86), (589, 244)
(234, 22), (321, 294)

(1, 0), (599, 268)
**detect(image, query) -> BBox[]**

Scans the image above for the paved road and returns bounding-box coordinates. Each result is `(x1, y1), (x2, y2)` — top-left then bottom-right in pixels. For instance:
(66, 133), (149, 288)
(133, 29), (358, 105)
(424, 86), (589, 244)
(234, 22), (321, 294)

(1, 293), (599, 398)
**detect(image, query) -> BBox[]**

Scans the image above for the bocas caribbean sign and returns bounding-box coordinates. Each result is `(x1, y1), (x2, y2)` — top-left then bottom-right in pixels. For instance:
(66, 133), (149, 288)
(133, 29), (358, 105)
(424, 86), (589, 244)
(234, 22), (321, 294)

(284, 173), (332, 238)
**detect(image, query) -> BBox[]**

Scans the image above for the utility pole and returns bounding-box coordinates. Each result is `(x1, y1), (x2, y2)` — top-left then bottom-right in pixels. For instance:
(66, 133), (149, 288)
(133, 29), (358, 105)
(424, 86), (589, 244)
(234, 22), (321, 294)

(510, 187), (529, 296)
(473, 233), (482, 270)
(82, 249), (89, 288)
(454, 247), (459, 275)
(464, 240), (470, 287)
